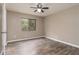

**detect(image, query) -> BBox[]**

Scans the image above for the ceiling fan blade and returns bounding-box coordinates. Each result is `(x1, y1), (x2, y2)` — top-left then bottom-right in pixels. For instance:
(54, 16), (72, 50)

(34, 10), (37, 12)
(41, 9), (44, 13)
(42, 7), (49, 9)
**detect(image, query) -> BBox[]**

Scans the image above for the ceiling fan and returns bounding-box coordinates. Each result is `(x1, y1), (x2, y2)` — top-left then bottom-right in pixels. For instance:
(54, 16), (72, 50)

(30, 3), (49, 13)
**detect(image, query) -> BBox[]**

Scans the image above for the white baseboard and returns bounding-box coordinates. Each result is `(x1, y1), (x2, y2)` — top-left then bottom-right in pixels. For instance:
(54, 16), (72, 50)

(7, 36), (79, 49)
(45, 36), (79, 48)
(7, 36), (44, 43)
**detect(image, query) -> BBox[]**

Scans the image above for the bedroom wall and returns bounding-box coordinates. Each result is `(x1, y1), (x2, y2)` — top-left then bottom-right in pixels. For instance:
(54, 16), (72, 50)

(44, 5), (79, 46)
(7, 11), (44, 41)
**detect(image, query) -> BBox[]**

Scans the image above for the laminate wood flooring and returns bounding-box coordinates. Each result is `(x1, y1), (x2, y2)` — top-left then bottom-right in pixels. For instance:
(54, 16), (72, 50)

(5, 38), (79, 55)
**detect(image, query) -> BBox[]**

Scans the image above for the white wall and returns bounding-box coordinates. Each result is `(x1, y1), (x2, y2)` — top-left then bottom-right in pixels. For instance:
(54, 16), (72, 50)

(7, 11), (44, 41)
(44, 5), (79, 46)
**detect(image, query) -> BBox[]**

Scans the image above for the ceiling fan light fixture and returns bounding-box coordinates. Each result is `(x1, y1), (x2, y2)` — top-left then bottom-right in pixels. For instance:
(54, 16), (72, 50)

(30, 3), (49, 13)
(37, 8), (41, 13)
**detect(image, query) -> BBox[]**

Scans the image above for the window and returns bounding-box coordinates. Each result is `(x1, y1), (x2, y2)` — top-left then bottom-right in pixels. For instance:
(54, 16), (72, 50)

(21, 18), (36, 31)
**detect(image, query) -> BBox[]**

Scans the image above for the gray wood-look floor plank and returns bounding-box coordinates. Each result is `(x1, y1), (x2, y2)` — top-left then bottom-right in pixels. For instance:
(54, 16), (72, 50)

(5, 38), (79, 55)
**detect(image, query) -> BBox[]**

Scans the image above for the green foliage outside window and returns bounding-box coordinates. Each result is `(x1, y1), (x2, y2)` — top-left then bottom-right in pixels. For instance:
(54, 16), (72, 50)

(21, 18), (36, 31)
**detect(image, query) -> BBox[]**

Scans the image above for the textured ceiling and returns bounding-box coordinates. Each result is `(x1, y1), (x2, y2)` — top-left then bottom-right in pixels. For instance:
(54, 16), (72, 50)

(6, 3), (79, 17)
